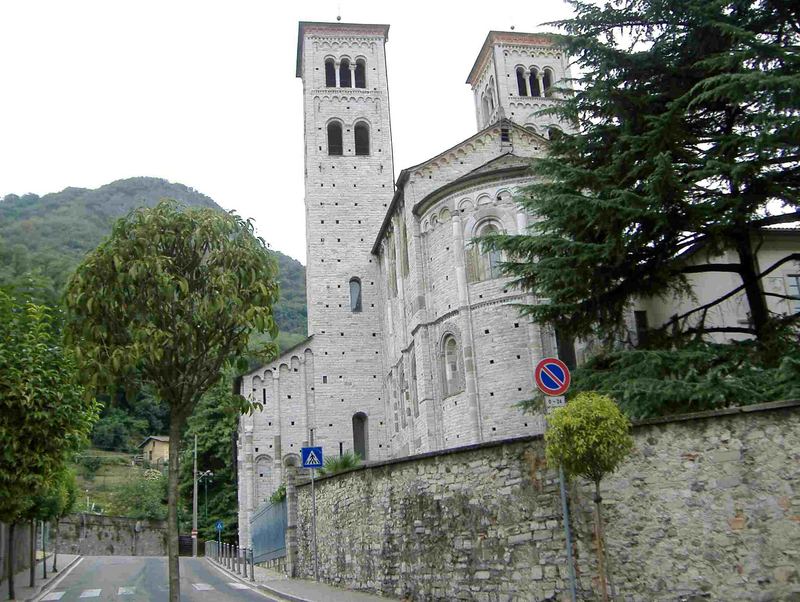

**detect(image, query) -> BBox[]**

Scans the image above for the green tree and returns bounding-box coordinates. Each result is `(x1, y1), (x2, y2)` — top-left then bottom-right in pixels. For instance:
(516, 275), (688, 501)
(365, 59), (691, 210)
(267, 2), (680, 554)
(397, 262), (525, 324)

(65, 201), (279, 601)
(482, 0), (800, 345)
(546, 392), (633, 602)
(178, 376), (241, 542)
(107, 472), (168, 520)
(0, 291), (98, 601)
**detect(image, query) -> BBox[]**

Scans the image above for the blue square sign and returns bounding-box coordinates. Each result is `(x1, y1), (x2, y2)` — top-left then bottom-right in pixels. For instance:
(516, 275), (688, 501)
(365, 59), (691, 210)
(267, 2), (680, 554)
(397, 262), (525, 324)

(301, 446), (323, 469)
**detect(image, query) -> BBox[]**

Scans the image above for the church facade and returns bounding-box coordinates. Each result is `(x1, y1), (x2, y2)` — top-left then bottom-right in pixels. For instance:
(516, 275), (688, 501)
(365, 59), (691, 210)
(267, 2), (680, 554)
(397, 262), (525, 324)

(236, 22), (578, 547)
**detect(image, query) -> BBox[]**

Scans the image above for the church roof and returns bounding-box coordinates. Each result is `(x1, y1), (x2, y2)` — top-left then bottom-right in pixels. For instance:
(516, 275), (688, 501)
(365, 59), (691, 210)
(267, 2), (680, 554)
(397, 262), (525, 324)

(296, 21), (390, 78)
(371, 119), (545, 254)
(466, 30), (560, 86)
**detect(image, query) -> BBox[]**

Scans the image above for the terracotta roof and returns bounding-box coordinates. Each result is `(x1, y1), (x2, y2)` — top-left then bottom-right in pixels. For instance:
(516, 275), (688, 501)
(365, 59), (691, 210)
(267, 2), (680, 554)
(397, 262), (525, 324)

(137, 436), (169, 448)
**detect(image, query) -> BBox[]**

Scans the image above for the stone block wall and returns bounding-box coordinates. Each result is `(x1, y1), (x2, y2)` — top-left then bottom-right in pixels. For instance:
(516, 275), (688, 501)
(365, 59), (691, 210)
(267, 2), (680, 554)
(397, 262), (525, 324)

(291, 400), (800, 601)
(56, 513), (167, 557)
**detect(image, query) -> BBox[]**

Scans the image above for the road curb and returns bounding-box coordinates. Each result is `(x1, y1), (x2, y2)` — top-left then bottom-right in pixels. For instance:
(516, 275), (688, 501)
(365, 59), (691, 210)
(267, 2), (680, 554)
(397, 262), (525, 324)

(205, 557), (310, 602)
(26, 555), (83, 602)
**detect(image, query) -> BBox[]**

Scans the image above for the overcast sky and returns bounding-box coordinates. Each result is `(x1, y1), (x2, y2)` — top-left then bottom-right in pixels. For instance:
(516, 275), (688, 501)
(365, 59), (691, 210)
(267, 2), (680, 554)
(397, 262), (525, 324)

(0, 0), (573, 263)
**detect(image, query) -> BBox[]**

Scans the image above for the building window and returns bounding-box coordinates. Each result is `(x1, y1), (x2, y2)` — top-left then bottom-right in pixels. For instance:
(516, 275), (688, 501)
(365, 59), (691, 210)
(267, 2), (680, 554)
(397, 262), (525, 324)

(543, 68), (554, 96)
(354, 122), (370, 155)
(634, 310), (649, 347)
(516, 67), (527, 96)
(325, 59), (336, 87)
(482, 94), (491, 124)
(339, 58), (352, 87)
(399, 221), (410, 277)
(349, 277), (362, 312)
(410, 348), (419, 418)
(355, 59), (366, 88)
(530, 69), (542, 97)
(327, 122), (343, 156)
(442, 335), (463, 397)
(352, 412), (368, 460)
(788, 275), (800, 313)
(467, 221), (503, 282)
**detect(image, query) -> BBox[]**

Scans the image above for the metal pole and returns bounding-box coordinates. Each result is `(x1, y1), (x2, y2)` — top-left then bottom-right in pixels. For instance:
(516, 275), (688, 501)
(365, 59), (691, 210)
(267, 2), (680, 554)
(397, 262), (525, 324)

(250, 548), (255, 582)
(192, 435), (198, 557)
(559, 466), (578, 602)
(204, 478), (208, 520)
(218, 530), (221, 562)
(311, 467), (319, 582)
(243, 547), (248, 578)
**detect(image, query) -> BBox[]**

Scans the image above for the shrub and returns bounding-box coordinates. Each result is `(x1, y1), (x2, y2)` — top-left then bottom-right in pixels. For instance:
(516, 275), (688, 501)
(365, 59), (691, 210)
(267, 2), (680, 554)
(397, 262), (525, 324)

(317, 452), (361, 476)
(269, 483), (286, 504)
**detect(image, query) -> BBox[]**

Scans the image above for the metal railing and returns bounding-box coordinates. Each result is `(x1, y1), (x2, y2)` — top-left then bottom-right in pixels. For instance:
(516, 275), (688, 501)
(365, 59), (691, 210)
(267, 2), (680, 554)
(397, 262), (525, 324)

(205, 540), (255, 582)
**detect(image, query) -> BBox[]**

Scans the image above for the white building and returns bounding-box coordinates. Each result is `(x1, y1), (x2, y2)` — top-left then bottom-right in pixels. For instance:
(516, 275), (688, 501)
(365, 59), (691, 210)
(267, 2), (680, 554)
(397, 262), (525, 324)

(236, 21), (800, 547)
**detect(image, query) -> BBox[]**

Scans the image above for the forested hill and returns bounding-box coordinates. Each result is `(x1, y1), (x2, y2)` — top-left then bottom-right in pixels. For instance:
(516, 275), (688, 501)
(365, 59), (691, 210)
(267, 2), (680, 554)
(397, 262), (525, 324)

(0, 177), (306, 339)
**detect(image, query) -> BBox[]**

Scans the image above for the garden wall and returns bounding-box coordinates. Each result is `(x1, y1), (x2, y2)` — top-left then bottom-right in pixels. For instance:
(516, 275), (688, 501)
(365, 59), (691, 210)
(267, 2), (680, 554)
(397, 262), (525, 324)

(291, 400), (800, 601)
(56, 513), (167, 556)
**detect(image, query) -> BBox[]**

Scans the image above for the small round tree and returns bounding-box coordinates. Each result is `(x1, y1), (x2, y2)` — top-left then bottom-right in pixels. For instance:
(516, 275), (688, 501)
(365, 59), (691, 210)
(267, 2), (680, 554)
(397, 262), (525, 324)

(545, 392), (633, 602)
(65, 201), (280, 601)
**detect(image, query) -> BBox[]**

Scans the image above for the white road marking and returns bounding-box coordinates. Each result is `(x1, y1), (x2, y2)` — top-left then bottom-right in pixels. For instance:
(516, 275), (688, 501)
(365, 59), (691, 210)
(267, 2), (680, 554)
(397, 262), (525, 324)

(41, 593), (65, 601)
(229, 582), (252, 590)
(192, 583), (215, 591)
(34, 558), (84, 602)
(118, 586), (136, 595)
(79, 590), (102, 598)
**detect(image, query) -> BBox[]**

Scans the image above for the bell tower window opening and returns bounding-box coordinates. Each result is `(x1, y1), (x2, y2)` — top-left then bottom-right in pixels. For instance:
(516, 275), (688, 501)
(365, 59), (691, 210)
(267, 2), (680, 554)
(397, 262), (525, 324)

(543, 68), (554, 96)
(354, 122), (370, 155)
(324, 59), (336, 87)
(355, 59), (366, 88)
(327, 121), (343, 156)
(339, 58), (352, 87)
(349, 277), (362, 312)
(516, 67), (527, 96)
(442, 335), (462, 397)
(529, 69), (542, 97)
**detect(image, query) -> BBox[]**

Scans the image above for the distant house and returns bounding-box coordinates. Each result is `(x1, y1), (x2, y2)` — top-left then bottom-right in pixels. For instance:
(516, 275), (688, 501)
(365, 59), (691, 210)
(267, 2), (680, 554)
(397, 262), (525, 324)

(138, 436), (170, 464)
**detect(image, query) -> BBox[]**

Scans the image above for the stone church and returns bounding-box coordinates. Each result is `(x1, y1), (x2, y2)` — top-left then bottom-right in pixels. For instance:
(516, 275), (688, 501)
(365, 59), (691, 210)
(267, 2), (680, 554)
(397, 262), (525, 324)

(236, 21), (575, 547)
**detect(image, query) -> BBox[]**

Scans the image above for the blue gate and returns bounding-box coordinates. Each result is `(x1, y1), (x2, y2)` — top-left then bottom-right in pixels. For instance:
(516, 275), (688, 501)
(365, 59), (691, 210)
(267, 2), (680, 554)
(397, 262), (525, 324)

(251, 499), (287, 563)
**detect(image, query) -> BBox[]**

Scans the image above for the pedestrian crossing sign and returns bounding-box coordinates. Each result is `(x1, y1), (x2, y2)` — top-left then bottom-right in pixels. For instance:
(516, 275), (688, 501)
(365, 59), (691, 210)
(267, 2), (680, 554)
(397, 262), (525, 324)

(301, 446), (323, 468)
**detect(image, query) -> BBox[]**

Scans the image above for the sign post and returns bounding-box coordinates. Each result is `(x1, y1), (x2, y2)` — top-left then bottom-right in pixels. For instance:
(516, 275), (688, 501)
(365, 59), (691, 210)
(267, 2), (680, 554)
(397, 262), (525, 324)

(301, 446), (323, 582)
(215, 520), (223, 561)
(534, 357), (578, 602)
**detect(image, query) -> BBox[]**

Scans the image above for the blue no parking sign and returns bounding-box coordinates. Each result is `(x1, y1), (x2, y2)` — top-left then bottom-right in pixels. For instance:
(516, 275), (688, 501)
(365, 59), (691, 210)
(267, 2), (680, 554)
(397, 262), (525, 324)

(534, 357), (571, 396)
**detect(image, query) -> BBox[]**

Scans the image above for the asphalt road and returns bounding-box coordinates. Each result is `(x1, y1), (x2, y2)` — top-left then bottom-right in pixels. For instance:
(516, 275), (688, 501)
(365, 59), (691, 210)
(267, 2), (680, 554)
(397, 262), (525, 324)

(36, 556), (278, 602)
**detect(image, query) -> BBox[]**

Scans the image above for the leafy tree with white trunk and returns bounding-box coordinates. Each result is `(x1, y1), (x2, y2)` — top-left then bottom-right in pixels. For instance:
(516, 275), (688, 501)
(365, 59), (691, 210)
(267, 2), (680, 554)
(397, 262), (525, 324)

(65, 201), (279, 601)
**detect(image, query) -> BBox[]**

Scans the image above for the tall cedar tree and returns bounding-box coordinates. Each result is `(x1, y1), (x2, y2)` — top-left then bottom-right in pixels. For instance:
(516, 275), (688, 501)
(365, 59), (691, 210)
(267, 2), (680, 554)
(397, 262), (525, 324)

(483, 0), (799, 344)
(65, 202), (279, 602)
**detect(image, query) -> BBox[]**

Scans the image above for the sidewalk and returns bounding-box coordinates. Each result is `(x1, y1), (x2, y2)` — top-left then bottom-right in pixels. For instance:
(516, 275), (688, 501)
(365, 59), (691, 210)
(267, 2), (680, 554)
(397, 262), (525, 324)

(208, 557), (397, 602)
(0, 553), (80, 601)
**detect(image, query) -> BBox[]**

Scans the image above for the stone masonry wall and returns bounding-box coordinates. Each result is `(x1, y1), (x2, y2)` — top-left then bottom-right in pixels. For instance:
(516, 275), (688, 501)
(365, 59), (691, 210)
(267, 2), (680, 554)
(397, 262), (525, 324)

(56, 513), (167, 557)
(292, 400), (800, 601)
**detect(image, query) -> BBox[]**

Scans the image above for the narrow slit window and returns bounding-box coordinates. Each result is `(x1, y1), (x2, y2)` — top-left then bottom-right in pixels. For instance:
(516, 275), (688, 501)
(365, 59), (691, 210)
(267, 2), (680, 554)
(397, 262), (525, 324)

(349, 277), (362, 312)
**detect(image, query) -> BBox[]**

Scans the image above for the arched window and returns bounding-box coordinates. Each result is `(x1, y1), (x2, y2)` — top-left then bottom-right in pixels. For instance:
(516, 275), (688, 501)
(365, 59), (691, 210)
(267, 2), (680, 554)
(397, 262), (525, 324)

(543, 68), (554, 96)
(548, 126), (563, 141)
(352, 412), (368, 460)
(354, 121), (370, 155)
(442, 335), (463, 397)
(339, 58), (351, 87)
(482, 95), (491, 124)
(467, 221), (504, 282)
(327, 121), (343, 156)
(349, 277), (362, 312)
(324, 59), (336, 87)
(530, 69), (542, 97)
(516, 67), (527, 96)
(355, 59), (366, 88)
(254, 456), (273, 506)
